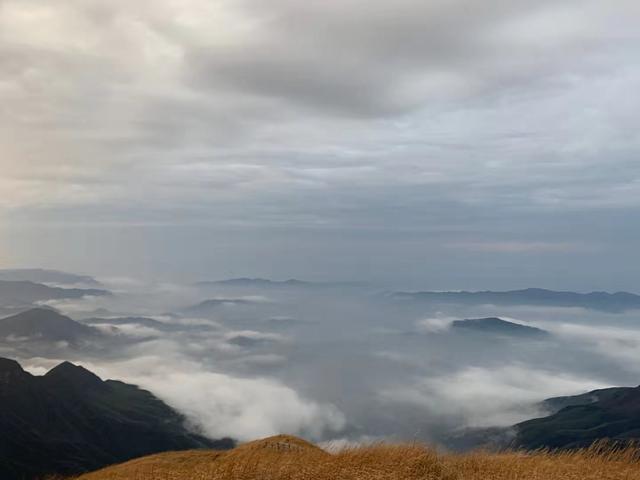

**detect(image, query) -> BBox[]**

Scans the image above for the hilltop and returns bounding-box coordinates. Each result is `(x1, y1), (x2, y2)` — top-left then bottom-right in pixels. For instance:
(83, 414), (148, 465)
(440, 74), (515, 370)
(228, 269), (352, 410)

(74, 435), (640, 480)
(0, 308), (100, 344)
(76, 435), (327, 480)
(451, 317), (549, 338)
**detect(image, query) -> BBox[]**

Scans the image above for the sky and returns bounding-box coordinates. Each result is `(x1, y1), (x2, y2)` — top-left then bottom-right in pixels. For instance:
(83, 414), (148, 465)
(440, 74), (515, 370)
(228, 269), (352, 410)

(1, 0), (639, 289)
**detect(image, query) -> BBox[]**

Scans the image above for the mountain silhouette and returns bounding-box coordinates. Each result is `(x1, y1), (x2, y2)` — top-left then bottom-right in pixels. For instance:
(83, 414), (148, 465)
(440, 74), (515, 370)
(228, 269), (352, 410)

(451, 317), (549, 337)
(0, 308), (100, 344)
(392, 288), (640, 312)
(0, 280), (109, 306)
(0, 269), (102, 286)
(0, 358), (233, 479)
(514, 385), (640, 449)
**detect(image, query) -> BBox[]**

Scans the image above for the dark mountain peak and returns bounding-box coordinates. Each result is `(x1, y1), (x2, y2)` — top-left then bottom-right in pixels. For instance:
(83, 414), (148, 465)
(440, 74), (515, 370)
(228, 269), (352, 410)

(0, 357), (24, 373)
(0, 308), (99, 343)
(45, 361), (103, 387)
(0, 357), (31, 384)
(454, 316), (510, 326)
(0, 358), (233, 479)
(451, 317), (549, 337)
(471, 316), (501, 322)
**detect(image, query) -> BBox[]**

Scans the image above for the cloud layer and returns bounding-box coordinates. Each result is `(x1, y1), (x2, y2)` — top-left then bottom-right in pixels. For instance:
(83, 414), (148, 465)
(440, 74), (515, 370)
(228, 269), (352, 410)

(1, 0), (639, 287)
(12, 279), (640, 446)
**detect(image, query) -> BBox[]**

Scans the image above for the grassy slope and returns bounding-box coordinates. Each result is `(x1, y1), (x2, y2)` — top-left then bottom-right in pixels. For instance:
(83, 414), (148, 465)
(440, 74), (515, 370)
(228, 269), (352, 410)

(71, 435), (640, 480)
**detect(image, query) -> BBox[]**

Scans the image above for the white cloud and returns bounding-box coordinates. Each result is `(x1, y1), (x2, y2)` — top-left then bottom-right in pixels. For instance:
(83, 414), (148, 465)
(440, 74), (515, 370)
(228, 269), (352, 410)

(540, 321), (640, 371)
(89, 356), (346, 441)
(415, 316), (455, 333)
(380, 365), (607, 428)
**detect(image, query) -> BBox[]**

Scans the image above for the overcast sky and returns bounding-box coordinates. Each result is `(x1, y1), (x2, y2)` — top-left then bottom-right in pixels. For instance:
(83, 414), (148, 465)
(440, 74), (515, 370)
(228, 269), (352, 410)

(1, 0), (638, 289)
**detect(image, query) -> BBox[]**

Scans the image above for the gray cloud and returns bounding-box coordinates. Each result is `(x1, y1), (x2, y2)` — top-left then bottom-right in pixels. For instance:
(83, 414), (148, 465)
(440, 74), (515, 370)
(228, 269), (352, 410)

(0, 0), (639, 287)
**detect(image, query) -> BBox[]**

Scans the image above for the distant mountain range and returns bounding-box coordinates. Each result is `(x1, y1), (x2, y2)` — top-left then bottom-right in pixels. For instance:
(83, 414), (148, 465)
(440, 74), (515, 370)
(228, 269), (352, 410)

(184, 297), (258, 316)
(0, 308), (101, 344)
(83, 316), (212, 334)
(84, 315), (169, 329)
(392, 288), (640, 312)
(0, 309), (213, 351)
(451, 317), (549, 338)
(0, 358), (233, 480)
(197, 278), (313, 287)
(0, 269), (102, 286)
(196, 278), (364, 289)
(0, 280), (110, 307)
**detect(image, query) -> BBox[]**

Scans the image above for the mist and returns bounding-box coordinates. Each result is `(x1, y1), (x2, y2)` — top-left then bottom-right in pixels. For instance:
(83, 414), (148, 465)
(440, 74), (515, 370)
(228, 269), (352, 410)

(6, 275), (640, 447)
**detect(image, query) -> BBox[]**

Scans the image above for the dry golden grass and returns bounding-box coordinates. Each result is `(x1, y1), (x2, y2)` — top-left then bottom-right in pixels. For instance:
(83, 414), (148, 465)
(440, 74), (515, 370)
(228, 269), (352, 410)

(70, 436), (640, 480)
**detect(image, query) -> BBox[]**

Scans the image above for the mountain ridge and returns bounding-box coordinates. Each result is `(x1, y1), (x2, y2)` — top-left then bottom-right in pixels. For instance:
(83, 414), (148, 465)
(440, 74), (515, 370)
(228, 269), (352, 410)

(0, 280), (110, 307)
(449, 384), (640, 451)
(195, 277), (365, 289)
(0, 308), (101, 344)
(0, 269), (102, 286)
(392, 288), (640, 312)
(513, 385), (640, 449)
(451, 317), (549, 337)
(0, 357), (234, 480)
